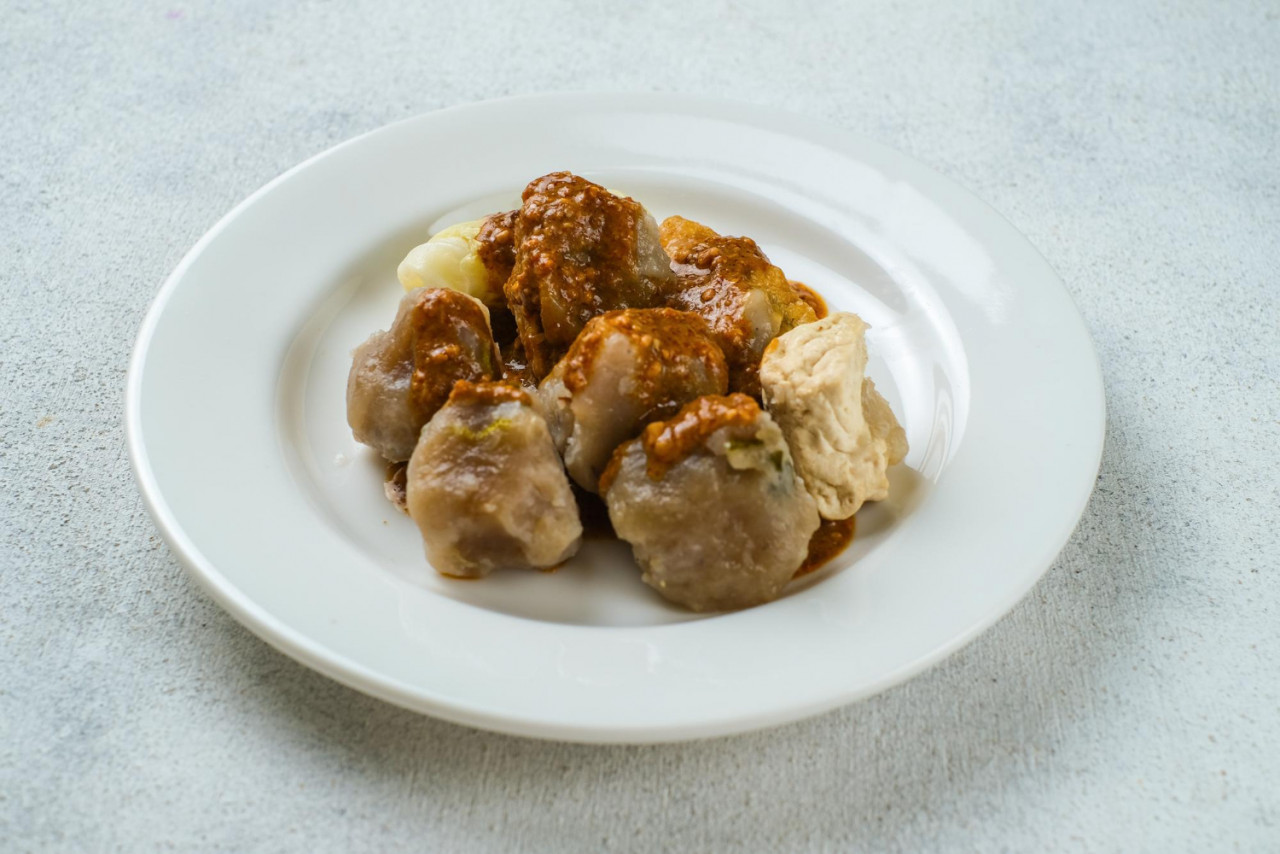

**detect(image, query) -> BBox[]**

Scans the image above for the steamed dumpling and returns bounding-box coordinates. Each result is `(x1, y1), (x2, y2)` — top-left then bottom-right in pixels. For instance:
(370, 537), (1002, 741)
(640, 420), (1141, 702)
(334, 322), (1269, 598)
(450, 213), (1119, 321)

(346, 287), (500, 461)
(659, 216), (817, 396)
(505, 172), (674, 380)
(536, 308), (729, 492)
(397, 220), (495, 305)
(396, 209), (519, 309)
(406, 381), (582, 577)
(601, 394), (820, 611)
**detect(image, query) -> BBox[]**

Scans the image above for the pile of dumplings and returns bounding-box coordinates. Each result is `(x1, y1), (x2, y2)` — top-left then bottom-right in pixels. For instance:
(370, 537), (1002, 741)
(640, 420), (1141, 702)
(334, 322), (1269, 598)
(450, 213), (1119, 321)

(347, 172), (907, 612)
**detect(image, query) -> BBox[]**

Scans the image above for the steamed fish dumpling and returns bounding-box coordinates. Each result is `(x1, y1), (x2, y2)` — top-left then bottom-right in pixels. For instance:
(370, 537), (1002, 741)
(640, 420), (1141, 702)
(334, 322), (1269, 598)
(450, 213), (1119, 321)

(346, 287), (500, 461)
(601, 394), (820, 612)
(505, 172), (674, 380)
(536, 308), (729, 492)
(659, 216), (817, 397)
(406, 381), (582, 577)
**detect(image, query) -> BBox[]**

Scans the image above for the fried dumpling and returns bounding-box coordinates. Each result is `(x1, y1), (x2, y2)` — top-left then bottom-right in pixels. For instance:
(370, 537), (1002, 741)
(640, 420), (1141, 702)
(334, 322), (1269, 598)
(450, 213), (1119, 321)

(759, 312), (908, 519)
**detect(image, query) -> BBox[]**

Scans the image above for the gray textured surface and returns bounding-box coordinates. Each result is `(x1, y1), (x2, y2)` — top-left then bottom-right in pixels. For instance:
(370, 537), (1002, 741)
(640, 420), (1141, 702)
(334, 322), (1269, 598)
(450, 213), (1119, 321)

(2, 0), (1278, 850)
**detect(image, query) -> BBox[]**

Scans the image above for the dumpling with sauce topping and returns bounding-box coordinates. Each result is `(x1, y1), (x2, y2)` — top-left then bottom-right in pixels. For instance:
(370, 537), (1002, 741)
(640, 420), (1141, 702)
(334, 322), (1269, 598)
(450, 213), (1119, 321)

(473, 209), (519, 293)
(406, 381), (582, 577)
(506, 172), (674, 380)
(601, 394), (820, 611)
(660, 216), (817, 396)
(759, 312), (908, 519)
(536, 308), (729, 492)
(346, 287), (500, 461)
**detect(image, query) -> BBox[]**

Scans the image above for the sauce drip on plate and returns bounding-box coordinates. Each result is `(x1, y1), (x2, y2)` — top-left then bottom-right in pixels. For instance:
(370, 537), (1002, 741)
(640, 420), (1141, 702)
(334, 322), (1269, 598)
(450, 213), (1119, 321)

(795, 516), (855, 578)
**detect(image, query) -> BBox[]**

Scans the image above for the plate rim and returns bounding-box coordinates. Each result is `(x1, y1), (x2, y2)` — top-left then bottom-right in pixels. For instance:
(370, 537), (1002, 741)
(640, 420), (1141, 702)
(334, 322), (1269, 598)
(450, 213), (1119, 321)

(125, 92), (1106, 743)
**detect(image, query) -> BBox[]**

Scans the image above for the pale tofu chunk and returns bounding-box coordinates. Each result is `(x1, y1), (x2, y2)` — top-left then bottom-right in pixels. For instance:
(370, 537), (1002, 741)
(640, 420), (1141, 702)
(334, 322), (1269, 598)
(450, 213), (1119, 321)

(759, 312), (907, 519)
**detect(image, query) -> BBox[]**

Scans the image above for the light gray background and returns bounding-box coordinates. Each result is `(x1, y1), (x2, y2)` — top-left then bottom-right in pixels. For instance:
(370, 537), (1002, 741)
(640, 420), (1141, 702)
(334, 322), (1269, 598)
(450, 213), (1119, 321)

(2, 1), (1277, 851)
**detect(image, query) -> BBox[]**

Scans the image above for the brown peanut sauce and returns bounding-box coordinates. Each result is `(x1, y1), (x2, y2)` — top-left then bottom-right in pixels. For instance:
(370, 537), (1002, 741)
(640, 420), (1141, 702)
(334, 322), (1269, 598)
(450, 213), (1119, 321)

(446, 379), (531, 407)
(658, 216), (818, 396)
(795, 516), (856, 578)
(561, 308), (728, 412)
(788, 280), (828, 319)
(475, 209), (518, 293)
(407, 288), (501, 417)
(386, 231), (857, 578)
(505, 173), (667, 380)
(643, 394), (759, 476)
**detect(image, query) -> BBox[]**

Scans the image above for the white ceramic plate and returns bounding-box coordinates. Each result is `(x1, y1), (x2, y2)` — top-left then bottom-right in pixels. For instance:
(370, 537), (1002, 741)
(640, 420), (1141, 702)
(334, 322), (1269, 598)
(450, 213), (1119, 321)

(127, 93), (1104, 743)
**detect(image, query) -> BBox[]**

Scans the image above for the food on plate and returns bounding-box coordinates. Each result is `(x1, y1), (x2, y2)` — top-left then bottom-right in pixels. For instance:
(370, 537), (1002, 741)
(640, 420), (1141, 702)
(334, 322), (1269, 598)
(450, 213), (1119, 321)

(788, 279), (828, 320)
(505, 172), (674, 380)
(346, 287), (500, 461)
(660, 216), (817, 396)
(600, 394), (820, 611)
(405, 381), (582, 577)
(798, 517), (857, 577)
(536, 308), (729, 492)
(396, 211), (523, 309)
(759, 312), (908, 519)
(475, 209), (519, 296)
(346, 171), (907, 610)
(396, 220), (497, 307)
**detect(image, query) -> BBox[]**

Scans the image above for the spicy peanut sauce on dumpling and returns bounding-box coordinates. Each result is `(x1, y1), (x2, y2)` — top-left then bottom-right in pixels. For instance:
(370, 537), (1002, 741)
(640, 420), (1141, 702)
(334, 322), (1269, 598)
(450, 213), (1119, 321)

(346, 287), (501, 462)
(536, 307), (729, 492)
(346, 171), (907, 609)
(601, 394), (821, 612)
(659, 215), (817, 396)
(505, 173), (674, 380)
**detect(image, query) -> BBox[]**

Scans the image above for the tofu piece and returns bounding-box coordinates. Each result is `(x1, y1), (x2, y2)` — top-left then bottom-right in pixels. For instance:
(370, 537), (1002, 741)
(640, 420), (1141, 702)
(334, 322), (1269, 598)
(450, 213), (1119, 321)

(759, 312), (908, 519)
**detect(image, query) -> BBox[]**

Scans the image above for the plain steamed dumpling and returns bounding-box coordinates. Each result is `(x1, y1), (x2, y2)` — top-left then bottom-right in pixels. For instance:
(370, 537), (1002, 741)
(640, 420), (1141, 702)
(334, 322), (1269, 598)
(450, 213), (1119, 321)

(406, 381), (582, 577)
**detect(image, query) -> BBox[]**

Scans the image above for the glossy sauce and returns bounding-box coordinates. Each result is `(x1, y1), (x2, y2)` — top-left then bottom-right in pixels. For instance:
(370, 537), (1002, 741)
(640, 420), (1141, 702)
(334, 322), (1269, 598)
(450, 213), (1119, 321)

(383, 259), (856, 586)
(795, 516), (856, 577)
(659, 216), (817, 396)
(561, 308), (729, 412)
(475, 209), (518, 292)
(788, 280), (828, 319)
(407, 288), (501, 415)
(505, 172), (668, 379)
(446, 379), (530, 407)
